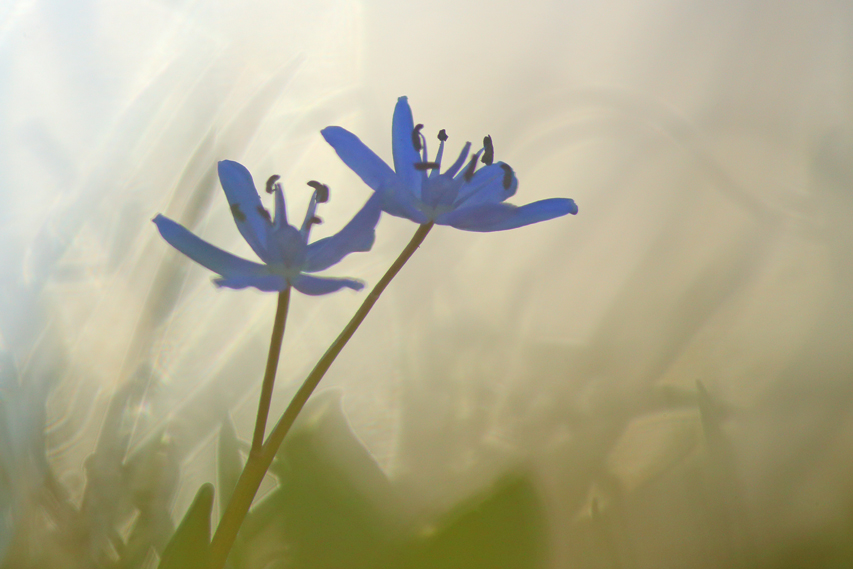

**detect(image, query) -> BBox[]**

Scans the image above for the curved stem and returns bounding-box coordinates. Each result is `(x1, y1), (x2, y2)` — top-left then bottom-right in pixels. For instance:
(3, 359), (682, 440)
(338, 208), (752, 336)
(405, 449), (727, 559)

(209, 222), (434, 569)
(251, 288), (290, 452)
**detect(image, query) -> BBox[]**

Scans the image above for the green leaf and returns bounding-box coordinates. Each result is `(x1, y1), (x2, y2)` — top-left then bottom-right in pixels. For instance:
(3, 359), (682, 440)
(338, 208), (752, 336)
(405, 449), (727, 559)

(241, 390), (399, 569)
(396, 473), (548, 569)
(158, 483), (214, 569)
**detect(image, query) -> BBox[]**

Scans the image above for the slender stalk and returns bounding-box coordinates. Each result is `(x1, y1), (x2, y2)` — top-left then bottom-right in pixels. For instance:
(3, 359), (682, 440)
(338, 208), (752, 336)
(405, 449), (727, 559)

(251, 288), (290, 453)
(209, 222), (433, 569)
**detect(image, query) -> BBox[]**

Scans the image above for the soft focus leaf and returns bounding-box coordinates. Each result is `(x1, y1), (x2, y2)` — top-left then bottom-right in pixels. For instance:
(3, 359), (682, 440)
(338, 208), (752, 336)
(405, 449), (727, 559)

(234, 391), (549, 569)
(238, 390), (398, 569)
(158, 483), (214, 569)
(395, 473), (547, 569)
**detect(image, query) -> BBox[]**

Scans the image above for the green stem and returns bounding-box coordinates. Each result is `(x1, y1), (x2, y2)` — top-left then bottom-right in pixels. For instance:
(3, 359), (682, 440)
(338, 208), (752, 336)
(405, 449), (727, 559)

(251, 288), (290, 453)
(209, 222), (434, 569)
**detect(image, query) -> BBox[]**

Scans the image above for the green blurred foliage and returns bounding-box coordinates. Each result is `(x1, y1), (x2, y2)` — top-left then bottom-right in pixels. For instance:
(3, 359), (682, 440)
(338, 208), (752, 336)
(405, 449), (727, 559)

(158, 483), (213, 569)
(227, 391), (547, 569)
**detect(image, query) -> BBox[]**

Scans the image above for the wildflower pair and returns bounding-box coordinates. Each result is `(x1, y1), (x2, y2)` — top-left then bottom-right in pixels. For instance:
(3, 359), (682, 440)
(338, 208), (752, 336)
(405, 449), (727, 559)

(154, 96), (578, 292)
(153, 96), (578, 569)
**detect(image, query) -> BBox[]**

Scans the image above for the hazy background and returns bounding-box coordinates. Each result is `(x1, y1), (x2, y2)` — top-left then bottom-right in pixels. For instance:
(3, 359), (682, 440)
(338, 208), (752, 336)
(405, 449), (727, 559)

(1, 1), (852, 567)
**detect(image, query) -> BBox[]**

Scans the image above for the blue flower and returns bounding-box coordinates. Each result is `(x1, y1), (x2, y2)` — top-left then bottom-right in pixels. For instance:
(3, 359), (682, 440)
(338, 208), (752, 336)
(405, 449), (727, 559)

(321, 96), (578, 231)
(153, 160), (381, 295)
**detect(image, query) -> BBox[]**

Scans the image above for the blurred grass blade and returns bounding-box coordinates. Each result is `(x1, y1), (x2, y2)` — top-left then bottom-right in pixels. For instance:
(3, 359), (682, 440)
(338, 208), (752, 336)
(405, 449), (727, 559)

(217, 417), (244, 517)
(696, 381), (756, 569)
(158, 483), (214, 569)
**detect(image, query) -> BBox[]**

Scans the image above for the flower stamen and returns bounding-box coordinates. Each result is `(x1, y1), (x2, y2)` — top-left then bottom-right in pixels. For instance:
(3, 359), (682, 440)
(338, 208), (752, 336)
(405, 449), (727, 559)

(231, 203), (246, 222)
(481, 135), (494, 166)
(438, 129), (448, 142)
(265, 175), (281, 194)
(257, 206), (272, 222)
(307, 181), (330, 203)
(500, 164), (514, 190)
(414, 161), (440, 171)
(411, 124), (425, 152)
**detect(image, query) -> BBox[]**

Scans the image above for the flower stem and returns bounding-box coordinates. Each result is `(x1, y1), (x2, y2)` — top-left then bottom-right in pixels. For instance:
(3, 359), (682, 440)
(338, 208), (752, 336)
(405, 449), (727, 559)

(208, 222), (434, 569)
(251, 288), (290, 453)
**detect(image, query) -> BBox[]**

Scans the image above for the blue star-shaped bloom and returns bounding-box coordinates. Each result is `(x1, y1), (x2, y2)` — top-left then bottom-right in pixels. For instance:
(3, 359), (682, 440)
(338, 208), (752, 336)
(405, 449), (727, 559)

(321, 96), (578, 231)
(153, 160), (381, 295)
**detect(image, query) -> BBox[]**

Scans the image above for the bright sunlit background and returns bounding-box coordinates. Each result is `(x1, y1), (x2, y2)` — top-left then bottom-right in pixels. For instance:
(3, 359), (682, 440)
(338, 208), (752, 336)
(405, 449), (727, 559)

(2, 1), (852, 568)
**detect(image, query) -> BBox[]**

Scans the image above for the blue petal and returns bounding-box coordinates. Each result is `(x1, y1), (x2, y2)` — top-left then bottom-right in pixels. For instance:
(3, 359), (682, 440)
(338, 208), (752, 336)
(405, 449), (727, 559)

(453, 162), (518, 207)
(214, 274), (288, 291)
(381, 182), (430, 224)
(436, 198), (578, 232)
(321, 126), (396, 192)
(391, 96), (423, 195)
(217, 160), (272, 261)
(322, 119), (428, 225)
(153, 214), (269, 276)
(303, 193), (382, 273)
(291, 274), (365, 295)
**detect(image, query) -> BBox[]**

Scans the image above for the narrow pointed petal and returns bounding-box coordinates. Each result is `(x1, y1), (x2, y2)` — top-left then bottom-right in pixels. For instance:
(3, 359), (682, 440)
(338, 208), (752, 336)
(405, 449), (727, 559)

(153, 215), (269, 277)
(217, 160), (271, 261)
(303, 193), (382, 273)
(391, 96), (423, 195)
(436, 198), (578, 232)
(291, 274), (365, 295)
(214, 274), (288, 292)
(321, 127), (396, 192)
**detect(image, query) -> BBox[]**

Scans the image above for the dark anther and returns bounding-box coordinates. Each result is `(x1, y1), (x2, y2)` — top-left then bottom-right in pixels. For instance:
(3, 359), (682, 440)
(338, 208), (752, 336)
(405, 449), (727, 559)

(412, 124), (425, 152)
(414, 161), (440, 171)
(481, 135), (494, 166)
(500, 164), (514, 190)
(256, 206), (272, 222)
(463, 156), (478, 182)
(307, 181), (330, 203)
(438, 129), (448, 142)
(265, 174), (281, 194)
(309, 216), (323, 226)
(230, 203), (246, 222)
